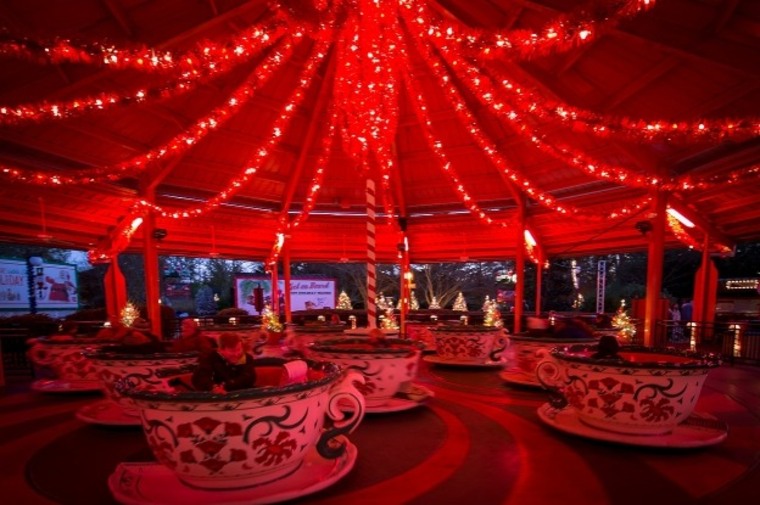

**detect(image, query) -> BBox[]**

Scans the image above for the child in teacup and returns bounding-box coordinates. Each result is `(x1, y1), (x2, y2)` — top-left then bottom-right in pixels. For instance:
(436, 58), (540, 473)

(192, 332), (256, 393)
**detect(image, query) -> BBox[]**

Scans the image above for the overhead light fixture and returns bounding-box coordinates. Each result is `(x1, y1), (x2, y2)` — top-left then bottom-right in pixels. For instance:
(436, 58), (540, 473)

(666, 207), (695, 228)
(524, 229), (537, 247)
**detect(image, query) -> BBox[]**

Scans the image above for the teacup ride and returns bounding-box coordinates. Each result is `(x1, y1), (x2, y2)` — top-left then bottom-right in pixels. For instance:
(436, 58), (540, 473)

(423, 325), (508, 368)
(202, 324), (293, 358)
(500, 331), (597, 387)
(307, 338), (432, 414)
(78, 349), (198, 426)
(535, 344), (727, 448)
(108, 358), (366, 504)
(27, 335), (109, 393)
(404, 322), (436, 352)
(285, 324), (347, 355)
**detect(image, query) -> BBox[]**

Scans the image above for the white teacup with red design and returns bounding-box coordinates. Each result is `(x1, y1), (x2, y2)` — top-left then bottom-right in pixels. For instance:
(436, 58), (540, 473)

(536, 344), (720, 435)
(306, 338), (422, 408)
(87, 349), (198, 416)
(116, 359), (365, 489)
(27, 336), (107, 383)
(431, 326), (507, 364)
(506, 333), (596, 385)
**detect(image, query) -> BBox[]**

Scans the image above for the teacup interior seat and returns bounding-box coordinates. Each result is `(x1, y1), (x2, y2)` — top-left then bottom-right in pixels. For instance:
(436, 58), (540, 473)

(167, 361), (320, 391)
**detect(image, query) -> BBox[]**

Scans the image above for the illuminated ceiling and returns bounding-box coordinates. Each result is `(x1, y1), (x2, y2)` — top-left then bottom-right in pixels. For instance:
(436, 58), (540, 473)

(0, 0), (758, 263)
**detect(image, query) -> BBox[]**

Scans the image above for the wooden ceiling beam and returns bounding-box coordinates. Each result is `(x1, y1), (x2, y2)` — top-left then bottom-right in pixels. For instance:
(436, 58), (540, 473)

(101, 0), (135, 38)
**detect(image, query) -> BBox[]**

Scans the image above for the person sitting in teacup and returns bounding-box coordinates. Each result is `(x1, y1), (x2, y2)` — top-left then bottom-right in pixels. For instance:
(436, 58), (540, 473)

(170, 318), (216, 354)
(192, 332), (256, 393)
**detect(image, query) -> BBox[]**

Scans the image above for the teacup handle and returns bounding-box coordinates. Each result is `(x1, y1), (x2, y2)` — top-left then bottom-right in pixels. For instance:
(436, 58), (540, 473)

(489, 332), (508, 362)
(535, 353), (568, 409)
(317, 370), (366, 459)
(28, 343), (54, 366)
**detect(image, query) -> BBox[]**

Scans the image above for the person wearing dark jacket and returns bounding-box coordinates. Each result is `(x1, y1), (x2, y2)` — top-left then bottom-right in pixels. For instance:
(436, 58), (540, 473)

(191, 332), (256, 392)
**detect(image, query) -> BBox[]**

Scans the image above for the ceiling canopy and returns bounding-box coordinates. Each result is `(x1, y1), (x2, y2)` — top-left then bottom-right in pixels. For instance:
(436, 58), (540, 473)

(0, 0), (758, 264)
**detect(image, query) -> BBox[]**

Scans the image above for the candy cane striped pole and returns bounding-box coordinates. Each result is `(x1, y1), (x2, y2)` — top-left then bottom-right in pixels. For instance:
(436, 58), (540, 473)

(366, 178), (377, 329)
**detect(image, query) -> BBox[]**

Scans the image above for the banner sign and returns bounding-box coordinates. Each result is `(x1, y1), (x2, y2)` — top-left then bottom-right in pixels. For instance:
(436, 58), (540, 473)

(0, 258), (78, 310)
(235, 276), (336, 315)
(0, 259), (30, 309)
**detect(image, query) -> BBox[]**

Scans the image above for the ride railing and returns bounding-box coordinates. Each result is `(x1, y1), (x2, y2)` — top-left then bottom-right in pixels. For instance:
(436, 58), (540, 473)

(652, 319), (760, 364)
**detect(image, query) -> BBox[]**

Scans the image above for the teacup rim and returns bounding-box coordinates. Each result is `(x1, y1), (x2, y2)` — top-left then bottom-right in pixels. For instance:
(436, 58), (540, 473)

(308, 337), (423, 355)
(116, 358), (343, 402)
(550, 344), (721, 369)
(509, 333), (597, 343)
(430, 325), (505, 333)
(85, 349), (198, 360)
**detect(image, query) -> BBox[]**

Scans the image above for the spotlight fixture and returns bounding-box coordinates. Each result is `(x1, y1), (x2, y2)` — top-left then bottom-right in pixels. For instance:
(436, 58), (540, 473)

(635, 221), (652, 235)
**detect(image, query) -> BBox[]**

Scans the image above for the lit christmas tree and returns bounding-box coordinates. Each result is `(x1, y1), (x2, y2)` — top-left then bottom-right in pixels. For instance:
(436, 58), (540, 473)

(337, 290), (352, 310)
(429, 296), (440, 309)
(483, 299), (503, 327)
(452, 292), (467, 311)
(376, 293), (389, 311)
(612, 300), (636, 342)
(381, 307), (398, 330)
(482, 295), (491, 312)
(261, 304), (282, 332)
(410, 291), (420, 310)
(120, 301), (139, 327)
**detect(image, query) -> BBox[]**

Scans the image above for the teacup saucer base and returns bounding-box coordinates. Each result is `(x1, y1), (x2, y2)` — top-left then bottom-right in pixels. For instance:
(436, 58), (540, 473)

(340, 384), (434, 414)
(108, 437), (357, 505)
(423, 355), (506, 368)
(77, 399), (142, 426)
(537, 403), (728, 448)
(499, 369), (541, 387)
(31, 379), (102, 393)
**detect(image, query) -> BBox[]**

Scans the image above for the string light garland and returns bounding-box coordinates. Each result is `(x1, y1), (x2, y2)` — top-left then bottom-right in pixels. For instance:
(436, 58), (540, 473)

(0, 26), (287, 127)
(0, 16), (285, 73)
(412, 0), (757, 144)
(1, 0), (755, 260)
(422, 0), (657, 61)
(133, 38), (331, 220)
(1, 35), (300, 185)
(402, 16), (652, 221)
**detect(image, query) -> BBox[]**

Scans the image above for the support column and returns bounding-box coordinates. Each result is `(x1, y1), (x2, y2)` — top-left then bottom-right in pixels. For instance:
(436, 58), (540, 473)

(643, 190), (667, 346)
(399, 234), (410, 337)
(143, 208), (162, 338)
(535, 255), (543, 316)
(514, 213), (525, 334)
(104, 256), (127, 324)
(366, 179), (377, 329)
(283, 245), (292, 324)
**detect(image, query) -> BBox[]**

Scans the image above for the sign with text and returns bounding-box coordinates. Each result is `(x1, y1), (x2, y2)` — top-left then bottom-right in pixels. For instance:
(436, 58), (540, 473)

(0, 259), (78, 311)
(0, 259), (30, 310)
(235, 276), (336, 315)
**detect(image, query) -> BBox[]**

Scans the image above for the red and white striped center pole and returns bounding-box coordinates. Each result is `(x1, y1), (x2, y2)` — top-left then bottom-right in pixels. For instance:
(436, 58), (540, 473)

(366, 178), (377, 329)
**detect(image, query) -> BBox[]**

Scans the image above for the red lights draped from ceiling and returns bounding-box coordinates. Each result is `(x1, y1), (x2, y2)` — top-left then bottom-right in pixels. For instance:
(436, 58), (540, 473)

(1, 0), (758, 259)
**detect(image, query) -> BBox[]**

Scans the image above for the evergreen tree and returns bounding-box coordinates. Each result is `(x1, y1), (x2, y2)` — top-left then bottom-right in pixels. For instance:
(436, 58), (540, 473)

(195, 284), (217, 315)
(337, 290), (352, 309)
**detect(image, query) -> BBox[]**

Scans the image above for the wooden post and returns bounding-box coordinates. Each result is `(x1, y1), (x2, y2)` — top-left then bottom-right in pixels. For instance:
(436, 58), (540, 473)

(643, 191), (667, 346)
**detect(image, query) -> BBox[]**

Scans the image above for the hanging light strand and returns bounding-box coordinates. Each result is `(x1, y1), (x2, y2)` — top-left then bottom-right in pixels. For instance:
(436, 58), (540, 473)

(0, 13), (284, 72)
(0, 25), (288, 126)
(1, 35), (301, 185)
(401, 12), (651, 221)
(407, 0), (657, 61)
(132, 37), (332, 220)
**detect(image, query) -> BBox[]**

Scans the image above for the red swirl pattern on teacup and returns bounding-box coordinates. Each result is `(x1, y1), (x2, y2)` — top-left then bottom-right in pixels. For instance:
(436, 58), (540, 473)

(307, 339), (422, 408)
(27, 339), (107, 382)
(431, 327), (507, 363)
(88, 352), (197, 415)
(506, 334), (596, 385)
(118, 362), (365, 489)
(536, 346), (720, 435)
